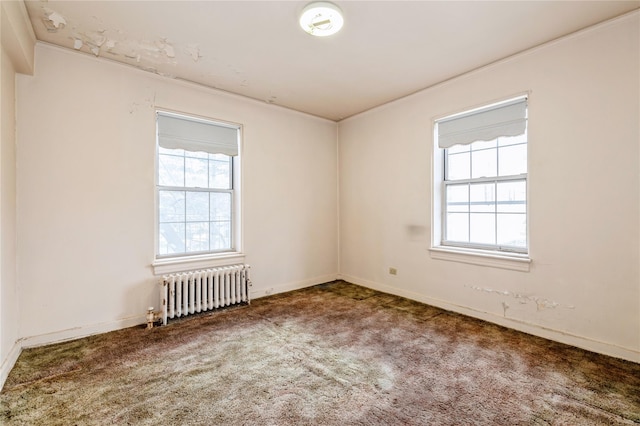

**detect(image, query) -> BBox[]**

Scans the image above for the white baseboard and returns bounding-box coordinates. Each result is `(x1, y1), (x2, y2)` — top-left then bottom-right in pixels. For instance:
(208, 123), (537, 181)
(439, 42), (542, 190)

(341, 274), (640, 364)
(0, 341), (23, 391)
(14, 274), (340, 353)
(18, 315), (147, 350)
(251, 274), (339, 299)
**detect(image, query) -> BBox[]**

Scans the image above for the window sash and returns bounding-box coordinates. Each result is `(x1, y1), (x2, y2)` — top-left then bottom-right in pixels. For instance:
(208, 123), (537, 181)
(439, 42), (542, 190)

(442, 176), (527, 253)
(156, 187), (235, 258)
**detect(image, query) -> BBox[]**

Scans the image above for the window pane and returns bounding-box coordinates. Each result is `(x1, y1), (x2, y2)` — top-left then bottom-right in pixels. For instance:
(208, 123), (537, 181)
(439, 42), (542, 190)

(498, 144), (527, 176)
(186, 191), (209, 222)
(470, 183), (495, 213)
(447, 152), (470, 180)
(159, 223), (185, 255)
(209, 158), (231, 189)
(185, 157), (208, 188)
(446, 184), (468, 213)
(471, 148), (497, 179)
(186, 222), (209, 252)
(470, 213), (496, 245)
(211, 221), (231, 250)
(446, 213), (469, 243)
(158, 154), (184, 187)
(159, 190), (185, 222)
(497, 213), (526, 248)
(211, 192), (232, 221)
(497, 181), (526, 213)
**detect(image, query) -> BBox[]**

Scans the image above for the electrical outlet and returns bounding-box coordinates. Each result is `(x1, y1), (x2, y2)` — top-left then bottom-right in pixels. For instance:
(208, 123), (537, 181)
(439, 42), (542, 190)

(389, 267), (397, 275)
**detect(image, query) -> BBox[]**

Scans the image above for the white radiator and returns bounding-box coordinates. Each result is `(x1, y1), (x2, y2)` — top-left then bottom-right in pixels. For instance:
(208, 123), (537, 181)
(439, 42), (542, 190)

(161, 264), (251, 325)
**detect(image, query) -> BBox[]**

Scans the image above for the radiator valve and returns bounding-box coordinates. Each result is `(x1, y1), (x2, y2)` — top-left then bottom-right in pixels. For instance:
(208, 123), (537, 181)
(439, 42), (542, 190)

(146, 307), (156, 329)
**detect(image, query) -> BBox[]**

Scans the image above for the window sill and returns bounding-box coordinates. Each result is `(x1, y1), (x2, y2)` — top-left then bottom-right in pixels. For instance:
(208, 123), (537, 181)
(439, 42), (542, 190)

(152, 253), (246, 276)
(429, 246), (530, 272)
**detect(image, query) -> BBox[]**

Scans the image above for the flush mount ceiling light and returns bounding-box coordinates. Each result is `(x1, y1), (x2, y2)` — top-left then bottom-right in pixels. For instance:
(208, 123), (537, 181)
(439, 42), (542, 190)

(299, 2), (344, 37)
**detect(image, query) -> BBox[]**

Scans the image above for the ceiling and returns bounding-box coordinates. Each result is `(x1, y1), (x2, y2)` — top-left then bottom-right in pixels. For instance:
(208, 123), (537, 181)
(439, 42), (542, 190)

(24, 1), (639, 121)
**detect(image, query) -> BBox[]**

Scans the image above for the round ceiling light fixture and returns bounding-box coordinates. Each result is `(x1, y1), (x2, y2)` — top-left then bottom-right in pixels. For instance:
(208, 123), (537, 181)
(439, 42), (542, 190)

(299, 2), (344, 37)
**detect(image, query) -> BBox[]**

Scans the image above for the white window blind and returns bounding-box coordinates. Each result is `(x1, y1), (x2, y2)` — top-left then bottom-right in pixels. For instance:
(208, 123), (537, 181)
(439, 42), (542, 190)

(438, 98), (527, 149)
(157, 113), (239, 156)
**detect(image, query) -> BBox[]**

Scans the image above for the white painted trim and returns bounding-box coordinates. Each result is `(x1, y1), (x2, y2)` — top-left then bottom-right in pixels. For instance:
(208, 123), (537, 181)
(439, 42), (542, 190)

(14, 273), (339, 354)
(251, 274), (339, 299)
(18, 315), (146, 350)
(341, 274), (640, 363)
(152, 253), (246, 275)
(429, 246), (531, 272)
(0, 341), (22, 391)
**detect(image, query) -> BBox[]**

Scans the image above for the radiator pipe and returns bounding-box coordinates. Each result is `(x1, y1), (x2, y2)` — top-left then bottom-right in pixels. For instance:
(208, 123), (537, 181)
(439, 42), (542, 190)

(146, 307), (156, 329)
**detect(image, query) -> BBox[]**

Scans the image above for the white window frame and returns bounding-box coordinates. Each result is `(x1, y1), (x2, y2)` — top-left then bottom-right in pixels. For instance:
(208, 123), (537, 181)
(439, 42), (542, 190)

(430, 96), (531, 272)
(152, 110), (244, 275)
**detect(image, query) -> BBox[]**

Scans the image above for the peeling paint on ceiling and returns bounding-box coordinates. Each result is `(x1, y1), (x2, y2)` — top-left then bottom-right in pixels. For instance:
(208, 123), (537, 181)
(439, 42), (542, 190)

(24, 0), (640, 121)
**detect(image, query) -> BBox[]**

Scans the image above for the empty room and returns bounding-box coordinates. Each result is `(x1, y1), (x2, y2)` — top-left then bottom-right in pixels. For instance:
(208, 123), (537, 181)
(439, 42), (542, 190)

(1, 0), (639, 424)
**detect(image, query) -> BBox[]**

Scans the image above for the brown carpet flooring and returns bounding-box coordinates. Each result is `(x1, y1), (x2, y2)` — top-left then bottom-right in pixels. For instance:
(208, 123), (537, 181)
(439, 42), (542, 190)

(1, 281), (639, 425)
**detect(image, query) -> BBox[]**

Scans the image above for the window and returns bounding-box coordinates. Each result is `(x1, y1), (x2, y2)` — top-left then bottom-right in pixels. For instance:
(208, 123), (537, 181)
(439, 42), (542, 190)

(434, 97), (528, 255)
(156, 111), (240, 259)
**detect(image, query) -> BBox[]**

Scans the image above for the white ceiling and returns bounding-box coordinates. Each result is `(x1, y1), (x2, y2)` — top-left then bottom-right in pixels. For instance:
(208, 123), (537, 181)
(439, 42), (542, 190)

(24, 1), (639, 121)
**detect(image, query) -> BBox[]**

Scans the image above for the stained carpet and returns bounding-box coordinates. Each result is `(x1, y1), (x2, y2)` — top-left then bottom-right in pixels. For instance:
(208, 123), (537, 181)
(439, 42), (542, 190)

(1, 281), (639, 425)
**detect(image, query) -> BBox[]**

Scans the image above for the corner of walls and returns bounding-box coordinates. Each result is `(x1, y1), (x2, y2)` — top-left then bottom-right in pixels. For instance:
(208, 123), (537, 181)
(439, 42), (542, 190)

(0, 0), (36, 75)
(16, 43), (340, 351)
(337, 13), (639, 363)
(0, 341), (21, 391)
(0, 0), (36, 391)
(251, 273), (340, 299)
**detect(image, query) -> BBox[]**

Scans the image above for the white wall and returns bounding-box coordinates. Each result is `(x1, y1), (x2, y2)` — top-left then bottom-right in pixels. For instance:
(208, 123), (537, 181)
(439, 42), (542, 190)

(338, 13), (639, 361)
(0, 0), (34, 388)
(16, 44), (338, 343)
(0, 41), (19, 385)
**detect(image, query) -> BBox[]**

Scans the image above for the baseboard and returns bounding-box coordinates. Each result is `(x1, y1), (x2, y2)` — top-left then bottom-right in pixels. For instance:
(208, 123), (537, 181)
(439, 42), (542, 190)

(18, 315), (147, 350)
(0, 341), (23, 391)
(251, 273), (340, 299)
(15, 274), (340, 350)
(341, 274), (640, 364)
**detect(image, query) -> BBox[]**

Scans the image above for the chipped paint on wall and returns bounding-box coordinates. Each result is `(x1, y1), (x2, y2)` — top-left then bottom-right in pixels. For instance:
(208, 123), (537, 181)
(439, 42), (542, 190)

(467, 285), (576, 314)
(186, 45), (201, 62)
(501, 301), (509, 317)
(163, 43), (175, 59)
(128, 89), (157, 115)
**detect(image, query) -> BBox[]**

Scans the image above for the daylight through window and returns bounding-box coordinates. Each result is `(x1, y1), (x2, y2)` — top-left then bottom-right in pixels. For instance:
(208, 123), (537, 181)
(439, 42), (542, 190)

(156, 112), (240, 258)
(436, 97), (528, 253)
